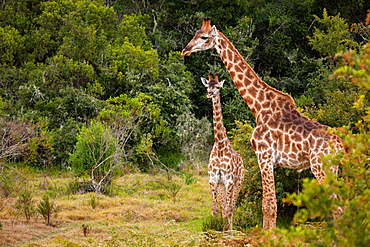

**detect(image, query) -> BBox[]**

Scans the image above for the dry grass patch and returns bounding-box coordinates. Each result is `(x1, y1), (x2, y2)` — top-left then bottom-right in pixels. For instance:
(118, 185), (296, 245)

(0, 171), (218, 246)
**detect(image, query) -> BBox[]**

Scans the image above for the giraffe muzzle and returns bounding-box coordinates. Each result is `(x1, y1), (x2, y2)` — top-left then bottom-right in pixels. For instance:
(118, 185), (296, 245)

(181, 49), (192, 56)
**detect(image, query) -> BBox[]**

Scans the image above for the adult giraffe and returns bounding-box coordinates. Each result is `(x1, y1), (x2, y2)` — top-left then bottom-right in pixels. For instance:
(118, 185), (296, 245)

(182, 17), (343, 231)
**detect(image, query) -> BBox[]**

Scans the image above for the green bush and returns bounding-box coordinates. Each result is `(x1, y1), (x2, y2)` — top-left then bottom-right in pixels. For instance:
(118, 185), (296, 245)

(201, 214), (229, 232)
(37, 193), (57, 225)
(69, 119), (117, 194)
(15, 189), (36, 222)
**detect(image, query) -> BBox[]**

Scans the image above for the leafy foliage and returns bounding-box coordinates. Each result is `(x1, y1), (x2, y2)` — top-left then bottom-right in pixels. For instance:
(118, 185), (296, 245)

(308, 9), (352, 57)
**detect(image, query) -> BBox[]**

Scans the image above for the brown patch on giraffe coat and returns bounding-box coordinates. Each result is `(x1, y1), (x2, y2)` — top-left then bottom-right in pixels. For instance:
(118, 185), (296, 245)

(217, 133), (223, 140)
(230, 71), (236, 79)
(308, 136), (316, 147)
(277, 99), (285, 109)
(255, 101), (261, 112)
(296, 143), (302, 150)
(234, 79), (243, 89)
(220, 39), (227, 49)
(258, 90), (265, 102)
(226, 152), (231, 159)
(284, 122), (292, 132)
(227, 49), (233, 61)
(297, 152), (307, 163)
(265, 92), (273, 101)
(246, 69), (254, 81)
(239, 88), (247, 96)
(291, 133), (302, 142)
(296, 126), (303, 133)
(270, 100), (277, 111)
(221, 49), (227, 59)
(281, 153), (288, 160)
(260, 109), (272, 122)
(291, 143), (298, 153)
(262, 100), (271, 108)
(234, 53), (240, 63)
(227, 63), (232, 71)
(270, 130), (280, 142)
(302, 140), (309, 150)
(251, 138), (257, 151)
(265, 132), (273, 146)
(302, 129), (309, 139)
(237, 74), (243, 80)
(291, 111), (299, 120)
(284, 134), (291, 153)
(238, 62), (247, 70)
(277, 131), (284, 150)
(253, 80), (262, 89)
(245, 96), (254, 105)
(289, 153), (297, 160)
(243, 77), (252, 87)
(278, 122), (284, 132)
(248, 86), (258, 98)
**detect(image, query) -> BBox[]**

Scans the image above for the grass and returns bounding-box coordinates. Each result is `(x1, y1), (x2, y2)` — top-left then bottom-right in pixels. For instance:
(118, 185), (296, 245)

(0, 166), (336, 246)
(2, 167), (243, 246)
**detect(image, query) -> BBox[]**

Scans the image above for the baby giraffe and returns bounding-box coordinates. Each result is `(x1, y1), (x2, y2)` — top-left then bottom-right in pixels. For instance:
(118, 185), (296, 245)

(202, 72), (245, 232)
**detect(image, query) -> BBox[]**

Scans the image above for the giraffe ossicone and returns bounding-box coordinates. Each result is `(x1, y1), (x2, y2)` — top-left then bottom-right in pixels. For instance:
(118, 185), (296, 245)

(202, 72), (245, 232)
(182, 18), (344, 231)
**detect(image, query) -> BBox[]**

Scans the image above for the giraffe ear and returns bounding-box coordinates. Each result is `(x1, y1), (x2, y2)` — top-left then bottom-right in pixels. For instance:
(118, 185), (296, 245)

(219, 80), (225, 88)
(211, 25), (218, 35)
(201, 77), (208, 87)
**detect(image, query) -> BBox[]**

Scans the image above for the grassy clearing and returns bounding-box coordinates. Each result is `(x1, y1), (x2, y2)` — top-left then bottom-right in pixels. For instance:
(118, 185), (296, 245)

(1, 168), (256, 246)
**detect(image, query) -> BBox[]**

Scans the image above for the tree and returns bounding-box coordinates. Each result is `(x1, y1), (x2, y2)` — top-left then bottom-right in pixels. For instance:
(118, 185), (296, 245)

(70, 93), (160, 193)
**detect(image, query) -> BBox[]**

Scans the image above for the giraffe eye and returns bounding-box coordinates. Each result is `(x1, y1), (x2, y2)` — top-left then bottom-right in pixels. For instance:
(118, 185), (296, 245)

(201, 36), (208, 40)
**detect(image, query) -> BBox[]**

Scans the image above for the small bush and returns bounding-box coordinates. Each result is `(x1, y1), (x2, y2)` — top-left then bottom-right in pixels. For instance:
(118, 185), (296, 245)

(89, 194), (98, 209)
(81, 223), (91, 237)
(15, 189), (36, 222)
(164, 181), (182, 203)
(37, 194), (57, 225)
(201, 214), (228, 232)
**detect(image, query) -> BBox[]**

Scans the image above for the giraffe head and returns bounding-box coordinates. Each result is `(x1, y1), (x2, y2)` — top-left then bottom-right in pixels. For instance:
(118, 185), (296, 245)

(201, 72), (225, 99)
(181, 17), (218, 56)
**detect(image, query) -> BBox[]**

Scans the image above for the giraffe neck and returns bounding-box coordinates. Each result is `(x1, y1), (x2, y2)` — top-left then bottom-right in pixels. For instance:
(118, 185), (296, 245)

(212, 94), (228, 151)
(214, 30), (296, 120)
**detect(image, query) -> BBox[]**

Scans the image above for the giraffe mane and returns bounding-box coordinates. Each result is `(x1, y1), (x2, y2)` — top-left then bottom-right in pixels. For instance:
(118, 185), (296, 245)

(217, 30), (296, 108)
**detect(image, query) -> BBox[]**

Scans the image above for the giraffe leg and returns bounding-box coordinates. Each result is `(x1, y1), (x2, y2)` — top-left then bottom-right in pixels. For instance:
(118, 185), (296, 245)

(310, 154), (343, 218)
(209, 180), (220, 216)
(218, 185), (227, 218)
(259, 159), (277, 231)
(223, 180), (234, 231)
(227, 169), (245, 232)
